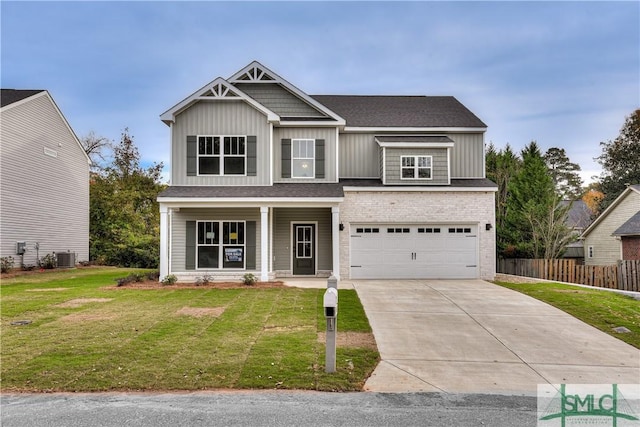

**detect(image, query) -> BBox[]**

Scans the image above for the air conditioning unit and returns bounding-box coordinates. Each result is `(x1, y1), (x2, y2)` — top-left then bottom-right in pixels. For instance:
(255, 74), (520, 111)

(56, 252), (76, 269)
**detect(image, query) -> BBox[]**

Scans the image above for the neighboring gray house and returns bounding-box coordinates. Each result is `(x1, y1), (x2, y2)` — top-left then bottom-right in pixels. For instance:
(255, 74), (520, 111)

(581, 185), (640, 265)
(157, 61), (497, 282)
(0, 89), (90, 267)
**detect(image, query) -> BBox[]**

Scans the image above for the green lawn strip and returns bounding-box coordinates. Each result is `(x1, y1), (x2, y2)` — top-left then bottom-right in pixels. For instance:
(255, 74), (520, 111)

(316, 289), (372, 333)
(1, 270), (379, 392)
(494, 281), (640, 349)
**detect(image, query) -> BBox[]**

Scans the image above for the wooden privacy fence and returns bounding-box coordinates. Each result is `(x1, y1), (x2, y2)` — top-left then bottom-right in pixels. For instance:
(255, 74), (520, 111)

(497, 259), (640, 292)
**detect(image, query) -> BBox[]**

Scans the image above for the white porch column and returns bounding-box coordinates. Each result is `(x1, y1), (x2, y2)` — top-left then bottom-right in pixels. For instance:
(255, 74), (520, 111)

(260, 206), (269, 282)
(159, 204), (169, 281)
(331, 206), (340, 280)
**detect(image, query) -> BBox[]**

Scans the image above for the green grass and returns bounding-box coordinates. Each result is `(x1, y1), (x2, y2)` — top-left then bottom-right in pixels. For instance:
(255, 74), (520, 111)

(494, 281), (640, 349)
(1, 268), (379, 392)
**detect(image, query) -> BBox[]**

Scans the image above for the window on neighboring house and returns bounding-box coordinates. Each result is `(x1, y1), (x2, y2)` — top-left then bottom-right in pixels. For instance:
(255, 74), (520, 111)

(198, 136), (246, 175)
(292, 139), (315, 178)
(197, 221), (245, 269)
(588, 245), (594, 259)
(401, 156), (432, 179)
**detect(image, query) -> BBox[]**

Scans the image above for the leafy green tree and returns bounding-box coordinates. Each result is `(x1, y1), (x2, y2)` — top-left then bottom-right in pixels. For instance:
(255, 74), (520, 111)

(90, 129), (165, 268)
(544, 147), (583, 200)
(596, 109), (640, 210)
(503, 142), (572, 258)
(486, 142), (521, 256)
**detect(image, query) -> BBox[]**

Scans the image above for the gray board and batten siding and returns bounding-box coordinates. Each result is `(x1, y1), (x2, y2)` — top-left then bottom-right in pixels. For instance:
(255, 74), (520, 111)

(0, 91), (89, 265)
(338, 133), (484, 180)
(272, 207), (333, 273)
(171, 101), (271, 186)
(273, 127), (338, 183)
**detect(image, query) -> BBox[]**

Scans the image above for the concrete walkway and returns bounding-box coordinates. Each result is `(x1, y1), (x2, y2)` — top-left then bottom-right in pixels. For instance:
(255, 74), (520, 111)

(351, 280), (639, 395)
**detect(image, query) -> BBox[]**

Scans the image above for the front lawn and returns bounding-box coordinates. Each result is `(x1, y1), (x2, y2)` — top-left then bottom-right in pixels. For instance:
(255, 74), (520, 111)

(1, 268), (379, 392)
(494, 281), (640, 349)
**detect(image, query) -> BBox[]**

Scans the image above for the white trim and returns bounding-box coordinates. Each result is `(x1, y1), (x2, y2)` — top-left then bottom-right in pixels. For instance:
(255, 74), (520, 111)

(335, 127), (340, 183)
(344, 126), (487, 133)
(276, 120), (344, 127)
(159, 204), (169, 280)
(331, 206), (340, 280)
(260, 207), (269, 281)
(160, 77), (279, 124)
(447, 147), (451, 185)
(382, 147), (386, 185)
(196, 135), (247, 177)
(269, 123), (274, 186)
(342, 186), (497, 193)
(291, 138), (315, 179)
(400, 155), (433, 181)
(195, 220), (246, 270)
(376, 141), (454, 148)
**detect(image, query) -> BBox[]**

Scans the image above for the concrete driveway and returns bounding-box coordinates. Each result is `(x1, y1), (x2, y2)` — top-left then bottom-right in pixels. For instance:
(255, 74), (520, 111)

(351, 280), (640, 395)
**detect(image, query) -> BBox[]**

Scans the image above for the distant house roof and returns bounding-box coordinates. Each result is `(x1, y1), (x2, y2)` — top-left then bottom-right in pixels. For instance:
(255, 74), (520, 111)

(310, 95), (487, 128)
(612, 211), (640, 236)
(1, 89), (45, 108)
(581, 185), (640, 238)
(560, 200), (593, 229)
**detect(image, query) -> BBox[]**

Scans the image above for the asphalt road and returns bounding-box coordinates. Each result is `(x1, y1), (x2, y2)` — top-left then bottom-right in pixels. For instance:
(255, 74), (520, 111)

(1, 391), (538, 427)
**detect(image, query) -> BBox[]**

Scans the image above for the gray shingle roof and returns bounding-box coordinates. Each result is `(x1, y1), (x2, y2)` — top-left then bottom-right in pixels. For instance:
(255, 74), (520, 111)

(159, 179), (497, 199)
(159, 183), (345, 199)
(1, 89), (45, 108)
(612, 211), (640, 236)
(310, 95), (487, 128)
(560, 200), (593, 229)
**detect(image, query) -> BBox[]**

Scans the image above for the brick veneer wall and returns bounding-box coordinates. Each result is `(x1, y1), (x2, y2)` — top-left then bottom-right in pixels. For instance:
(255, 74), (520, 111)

(338, 190), (496, 280)
(622, 236), (640, 260)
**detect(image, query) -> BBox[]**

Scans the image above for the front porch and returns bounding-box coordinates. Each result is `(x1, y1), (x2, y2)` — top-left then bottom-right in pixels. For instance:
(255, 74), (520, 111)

(158, 201), (342, 283)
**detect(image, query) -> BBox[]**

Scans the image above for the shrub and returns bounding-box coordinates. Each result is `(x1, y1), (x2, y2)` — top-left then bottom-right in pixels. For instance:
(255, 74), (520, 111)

(115, 273), (146, 287)
(161, 274), (177, 285)
(195, 274), (212, 286)
(242, 273), (257, 286)
(146, 271), (160, 281)
(21, 264), (36, 271)
(40, 253), (57, 269)
(1, 256), (15, 273)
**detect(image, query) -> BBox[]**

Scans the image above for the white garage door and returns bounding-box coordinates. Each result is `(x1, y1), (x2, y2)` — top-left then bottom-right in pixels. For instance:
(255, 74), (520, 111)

(350, 224), (478, 279)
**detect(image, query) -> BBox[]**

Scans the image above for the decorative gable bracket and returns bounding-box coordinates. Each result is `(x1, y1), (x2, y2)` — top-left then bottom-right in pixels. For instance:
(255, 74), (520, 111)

(160, 77), (279, 125)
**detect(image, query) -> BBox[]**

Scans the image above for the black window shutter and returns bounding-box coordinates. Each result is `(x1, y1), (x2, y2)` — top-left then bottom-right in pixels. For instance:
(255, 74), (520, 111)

(281, 139), (291, 178)
(315, 139), (325, 179)
(187, 136), (197, 176)
(247, 136), (257, 176)
(185, 221), (196, 270)
(246, 221), (256, 270)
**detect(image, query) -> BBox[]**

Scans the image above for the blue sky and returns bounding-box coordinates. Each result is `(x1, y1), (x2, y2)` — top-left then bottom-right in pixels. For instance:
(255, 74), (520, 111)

(2, 1), (638, 184)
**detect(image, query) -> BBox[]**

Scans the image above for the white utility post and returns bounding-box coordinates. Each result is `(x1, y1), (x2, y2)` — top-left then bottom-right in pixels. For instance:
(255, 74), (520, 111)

(323, 275), (338, 373)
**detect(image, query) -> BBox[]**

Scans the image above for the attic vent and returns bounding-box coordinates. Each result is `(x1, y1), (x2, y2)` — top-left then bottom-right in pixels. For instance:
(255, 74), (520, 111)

(236, 66), (275, 82)
(56, 252), (76, 269)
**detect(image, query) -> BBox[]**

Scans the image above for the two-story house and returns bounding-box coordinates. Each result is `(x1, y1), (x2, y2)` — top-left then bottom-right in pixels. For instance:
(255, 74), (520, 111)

(158, 61), (496, 282)
(1, 89), (90, 267)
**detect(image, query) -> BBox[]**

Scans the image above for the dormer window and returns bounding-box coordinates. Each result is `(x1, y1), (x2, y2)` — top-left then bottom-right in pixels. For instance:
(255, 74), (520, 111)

(292, 139), (315, 178)
(401, 155), (432, 180)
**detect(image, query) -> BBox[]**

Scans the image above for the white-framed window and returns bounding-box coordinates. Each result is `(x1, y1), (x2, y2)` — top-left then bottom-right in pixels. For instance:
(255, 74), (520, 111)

(198, 135), (246, 175)
(401, 155), (432, 179)
(292, 139), (315, 178)
(197, 220), (245, 269)
(588, 245), (594, 259)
